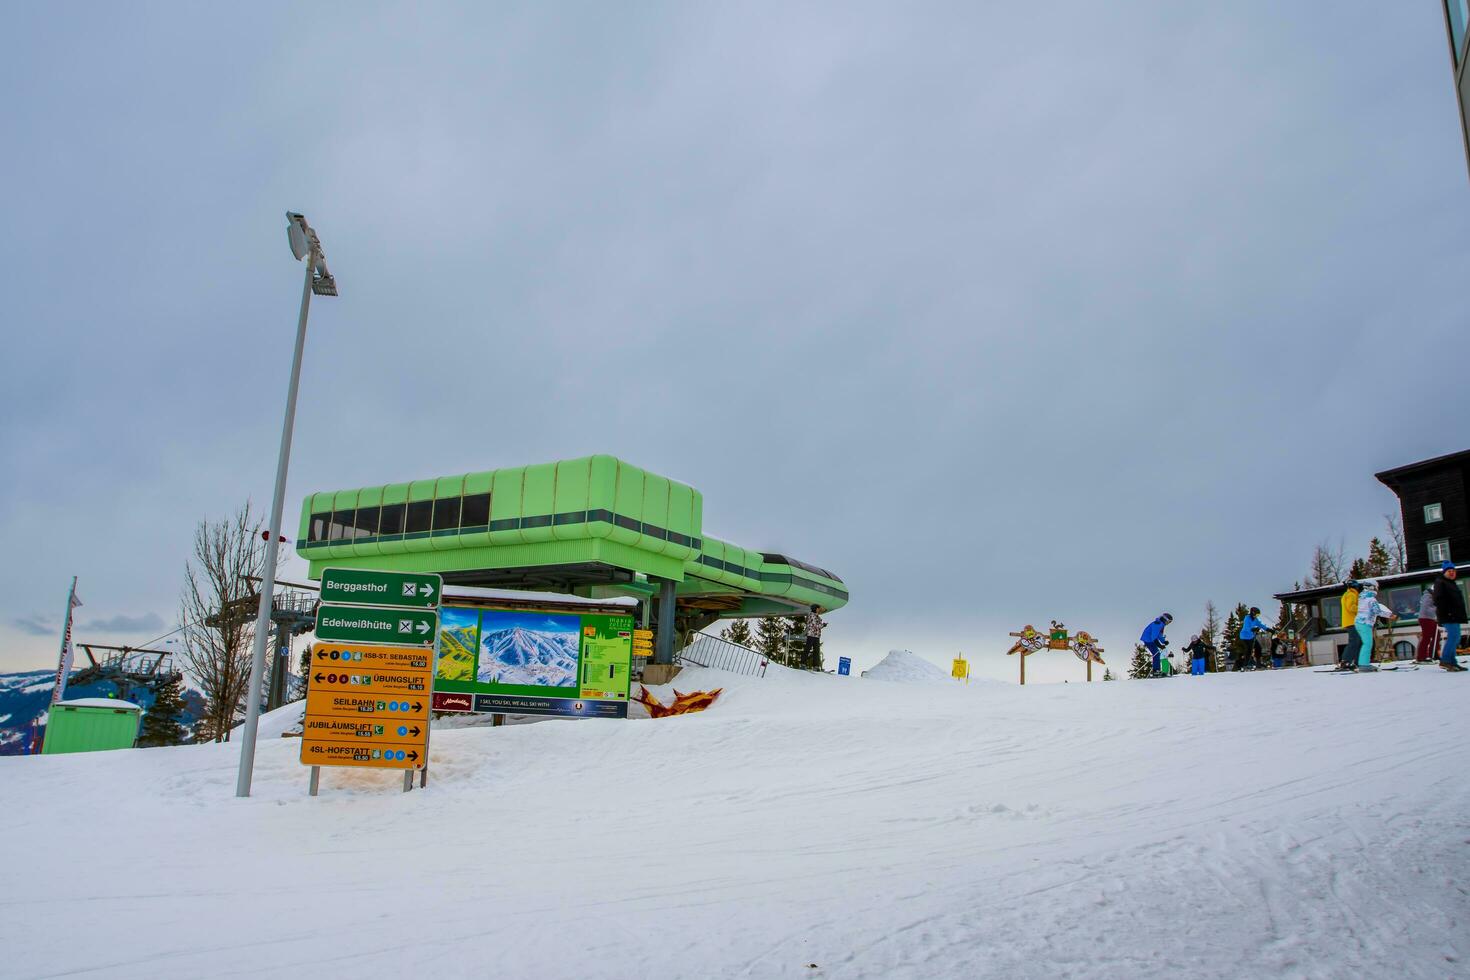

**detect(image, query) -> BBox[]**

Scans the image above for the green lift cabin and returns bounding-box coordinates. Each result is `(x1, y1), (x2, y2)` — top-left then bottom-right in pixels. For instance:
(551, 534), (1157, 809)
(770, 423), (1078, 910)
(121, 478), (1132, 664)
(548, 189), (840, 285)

(296, 455), (847, 663)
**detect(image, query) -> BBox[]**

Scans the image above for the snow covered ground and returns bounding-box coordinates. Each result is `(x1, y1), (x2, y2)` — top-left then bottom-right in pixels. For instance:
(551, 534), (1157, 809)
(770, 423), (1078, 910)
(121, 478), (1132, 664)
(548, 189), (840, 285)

(3, 664), (1468, 979)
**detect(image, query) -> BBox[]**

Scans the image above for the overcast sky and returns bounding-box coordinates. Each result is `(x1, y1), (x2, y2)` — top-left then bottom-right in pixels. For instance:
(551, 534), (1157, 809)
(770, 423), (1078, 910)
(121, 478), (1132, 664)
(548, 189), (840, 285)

(1, 3), (1466, 683)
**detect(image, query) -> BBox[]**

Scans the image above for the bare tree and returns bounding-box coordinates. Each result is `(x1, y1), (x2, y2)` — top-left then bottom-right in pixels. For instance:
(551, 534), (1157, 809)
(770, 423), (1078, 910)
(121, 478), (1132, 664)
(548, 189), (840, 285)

(1306, 540), (1346, 588)
(1201, 601), (1222, 649)
(178, 503), (279, 742)
(1383, 513), (1407, 573)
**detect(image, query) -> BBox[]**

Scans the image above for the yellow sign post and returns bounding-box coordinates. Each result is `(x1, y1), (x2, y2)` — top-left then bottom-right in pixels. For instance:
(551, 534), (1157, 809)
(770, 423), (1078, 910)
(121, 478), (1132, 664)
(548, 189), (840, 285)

(300, 642), (434, 773)
(951, 657), (969, 683)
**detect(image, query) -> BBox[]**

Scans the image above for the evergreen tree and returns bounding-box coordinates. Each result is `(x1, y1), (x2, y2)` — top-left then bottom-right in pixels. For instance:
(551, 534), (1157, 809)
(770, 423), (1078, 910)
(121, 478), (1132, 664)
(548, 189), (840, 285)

(297, 647), (312, 701)
(720, 618), (755, 649)
(1128, 644), (1152, 679)
(1102, 668), (1116, 681)
(755, 616), (789, 664)
(1348, 556), (1370, 580)
(787, 615), (814, 669)
(1223, 603), (1247, 668)
(1364, 538), (1392, 577)
(138, 677), (187, 747)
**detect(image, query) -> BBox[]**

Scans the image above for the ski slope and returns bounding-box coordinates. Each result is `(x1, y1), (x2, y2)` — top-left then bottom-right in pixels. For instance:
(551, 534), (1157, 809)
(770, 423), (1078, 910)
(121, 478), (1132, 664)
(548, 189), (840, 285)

(3, 663), (1468, 979)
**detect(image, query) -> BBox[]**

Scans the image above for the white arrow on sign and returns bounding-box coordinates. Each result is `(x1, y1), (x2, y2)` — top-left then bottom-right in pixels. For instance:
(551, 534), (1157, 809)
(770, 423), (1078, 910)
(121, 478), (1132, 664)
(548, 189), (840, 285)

(419, 584), (434, 597)
(416, 621), (431, 635)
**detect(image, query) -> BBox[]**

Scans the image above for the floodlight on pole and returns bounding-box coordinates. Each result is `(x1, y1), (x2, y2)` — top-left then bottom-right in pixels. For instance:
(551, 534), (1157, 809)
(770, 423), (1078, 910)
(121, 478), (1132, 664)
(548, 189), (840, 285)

(235, 211), (338, 798)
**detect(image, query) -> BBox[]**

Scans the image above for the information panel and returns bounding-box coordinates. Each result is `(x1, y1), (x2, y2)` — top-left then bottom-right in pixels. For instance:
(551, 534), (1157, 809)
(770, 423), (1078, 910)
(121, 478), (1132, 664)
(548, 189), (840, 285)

(432, 604), (634, 718)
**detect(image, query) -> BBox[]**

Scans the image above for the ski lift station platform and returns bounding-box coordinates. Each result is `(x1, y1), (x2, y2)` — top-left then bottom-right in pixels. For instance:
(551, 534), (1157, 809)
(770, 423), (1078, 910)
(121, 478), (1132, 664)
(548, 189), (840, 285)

(295, 455), (847, 657)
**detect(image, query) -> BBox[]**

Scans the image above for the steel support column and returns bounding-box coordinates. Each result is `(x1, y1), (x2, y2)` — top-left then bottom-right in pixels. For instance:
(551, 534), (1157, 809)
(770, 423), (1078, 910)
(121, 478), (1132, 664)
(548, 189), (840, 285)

(654, 577), (677, 665)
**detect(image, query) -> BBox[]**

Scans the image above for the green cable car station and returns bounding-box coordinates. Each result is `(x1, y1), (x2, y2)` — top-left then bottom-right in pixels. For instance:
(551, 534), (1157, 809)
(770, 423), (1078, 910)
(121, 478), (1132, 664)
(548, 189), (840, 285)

(296, 455), (847, 667)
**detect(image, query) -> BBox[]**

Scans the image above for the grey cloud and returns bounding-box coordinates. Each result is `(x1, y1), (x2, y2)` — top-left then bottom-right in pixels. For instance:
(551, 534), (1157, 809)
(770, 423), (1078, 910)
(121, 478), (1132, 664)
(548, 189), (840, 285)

(12, 615), (54, 637)
(81, 612), (166, 634)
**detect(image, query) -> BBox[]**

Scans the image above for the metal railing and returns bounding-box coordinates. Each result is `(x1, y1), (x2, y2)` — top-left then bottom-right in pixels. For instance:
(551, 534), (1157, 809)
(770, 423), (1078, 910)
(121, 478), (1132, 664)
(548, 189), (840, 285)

(676, 632), (769, 677)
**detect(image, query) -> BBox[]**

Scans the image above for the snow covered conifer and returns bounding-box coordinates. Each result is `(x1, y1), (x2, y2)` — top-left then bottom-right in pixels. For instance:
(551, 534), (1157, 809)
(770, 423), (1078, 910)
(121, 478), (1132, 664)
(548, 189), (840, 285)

(138, 676), (187, 747)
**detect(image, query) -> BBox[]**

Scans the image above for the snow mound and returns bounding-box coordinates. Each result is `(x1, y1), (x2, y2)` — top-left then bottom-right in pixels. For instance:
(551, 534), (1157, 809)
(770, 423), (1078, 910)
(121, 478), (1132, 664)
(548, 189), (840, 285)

(59, 697), (141, 711)
(864, 649), (951, 683)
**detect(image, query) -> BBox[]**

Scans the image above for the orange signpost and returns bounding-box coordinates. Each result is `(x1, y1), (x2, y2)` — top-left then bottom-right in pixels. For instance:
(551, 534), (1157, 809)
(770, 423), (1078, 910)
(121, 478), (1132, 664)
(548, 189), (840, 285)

(300, 642), (433, 773)
(302, 569), (441, 794)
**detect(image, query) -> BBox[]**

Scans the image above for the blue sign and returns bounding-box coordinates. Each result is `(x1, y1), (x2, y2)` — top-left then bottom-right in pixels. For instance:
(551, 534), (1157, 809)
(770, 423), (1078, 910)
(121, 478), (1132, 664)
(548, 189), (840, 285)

(837, 657), (851, 676)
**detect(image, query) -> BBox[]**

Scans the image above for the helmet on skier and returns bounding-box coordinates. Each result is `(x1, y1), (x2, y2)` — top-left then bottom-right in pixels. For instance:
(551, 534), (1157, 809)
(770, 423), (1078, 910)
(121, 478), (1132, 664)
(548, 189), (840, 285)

(1359, 579), (1378, 593)
(1161, 613), (1173, 623)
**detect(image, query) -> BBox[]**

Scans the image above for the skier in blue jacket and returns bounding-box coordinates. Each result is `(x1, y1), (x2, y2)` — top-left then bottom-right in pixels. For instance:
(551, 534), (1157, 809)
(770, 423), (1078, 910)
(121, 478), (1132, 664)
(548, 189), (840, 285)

(1238, 607), (1273, 670)
(1140, 613), (1173, 676)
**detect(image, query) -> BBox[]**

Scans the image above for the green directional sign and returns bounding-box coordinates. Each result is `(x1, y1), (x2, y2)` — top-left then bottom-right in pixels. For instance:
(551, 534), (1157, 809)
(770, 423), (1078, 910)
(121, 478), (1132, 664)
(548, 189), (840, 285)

(315, 604), (439, 647)
(320, 567), (442, 609)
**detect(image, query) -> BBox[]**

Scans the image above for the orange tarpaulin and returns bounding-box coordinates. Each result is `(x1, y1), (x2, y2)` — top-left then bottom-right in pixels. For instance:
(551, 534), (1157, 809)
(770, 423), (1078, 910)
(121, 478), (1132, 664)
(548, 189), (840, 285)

(635, 685), (722, 718)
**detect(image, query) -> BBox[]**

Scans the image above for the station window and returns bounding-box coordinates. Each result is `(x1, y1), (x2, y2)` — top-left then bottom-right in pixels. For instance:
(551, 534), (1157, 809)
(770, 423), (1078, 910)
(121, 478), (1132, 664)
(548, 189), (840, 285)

(404, 500), (433, 534)
(1452, 1), (1470, 66)
(1319, 599), (1341, 630)
(354, 506), (380, 538)
(460, 493), (490, 528)
(432, 496), (461, 532)
(328, 509), (355, 541)
(378, 502), (405, 536)
(1425, 502), (1443, 524)
(310, 512), (330, 542)
(1429, 539), (1452, 564)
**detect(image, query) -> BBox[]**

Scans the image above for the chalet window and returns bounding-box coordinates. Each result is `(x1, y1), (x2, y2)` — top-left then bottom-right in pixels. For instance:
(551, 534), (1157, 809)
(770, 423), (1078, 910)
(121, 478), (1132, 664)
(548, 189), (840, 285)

(1319, 599), (1341, 630)
(405, 500), (433, 534)
(1384, 587), (1420, 619)
(1425, 502), (1443, 524)
(460, 493), (490, 528)
(432, 496), (461, 531)
(309, 512), (330, 543)
(1429, 539), (1452, 564)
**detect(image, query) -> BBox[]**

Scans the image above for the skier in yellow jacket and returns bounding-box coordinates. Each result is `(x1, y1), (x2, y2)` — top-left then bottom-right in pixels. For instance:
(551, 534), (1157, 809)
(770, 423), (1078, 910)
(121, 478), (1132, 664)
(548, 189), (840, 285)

(1337, 581), (1361, 670)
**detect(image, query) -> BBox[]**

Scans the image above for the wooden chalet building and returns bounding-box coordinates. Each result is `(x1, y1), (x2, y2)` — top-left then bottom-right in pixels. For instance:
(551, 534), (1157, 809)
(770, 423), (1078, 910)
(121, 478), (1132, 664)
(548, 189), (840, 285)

(1275, 449), (1470, 666)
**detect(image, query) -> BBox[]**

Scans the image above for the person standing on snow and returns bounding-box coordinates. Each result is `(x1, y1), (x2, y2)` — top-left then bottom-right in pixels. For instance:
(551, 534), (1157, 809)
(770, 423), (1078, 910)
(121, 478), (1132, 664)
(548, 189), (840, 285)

(1239, 607), (1273, 671)
(802, 605), (828, 669)
(1432, 562), (1467, 671)
(1339, 581), (1363, 670)
(1139, 613), (1172, 676)
(1348, 581), (1396, 671)
(1416, 586), (1439, 664)
(1184, 634), (1210, 675)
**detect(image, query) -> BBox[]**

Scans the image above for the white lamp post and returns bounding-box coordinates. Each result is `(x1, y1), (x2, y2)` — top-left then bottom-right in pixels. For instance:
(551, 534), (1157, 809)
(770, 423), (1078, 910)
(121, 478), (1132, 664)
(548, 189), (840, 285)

(235, 212), (337, 798)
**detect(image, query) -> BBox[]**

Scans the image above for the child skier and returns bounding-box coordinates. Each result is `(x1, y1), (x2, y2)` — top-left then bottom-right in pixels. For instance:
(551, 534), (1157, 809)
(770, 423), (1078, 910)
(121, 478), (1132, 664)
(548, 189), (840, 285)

(1184, 634), (1210, 675)
(1139, 613), (1172, 676)
(1348, 580), (1397, 671)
